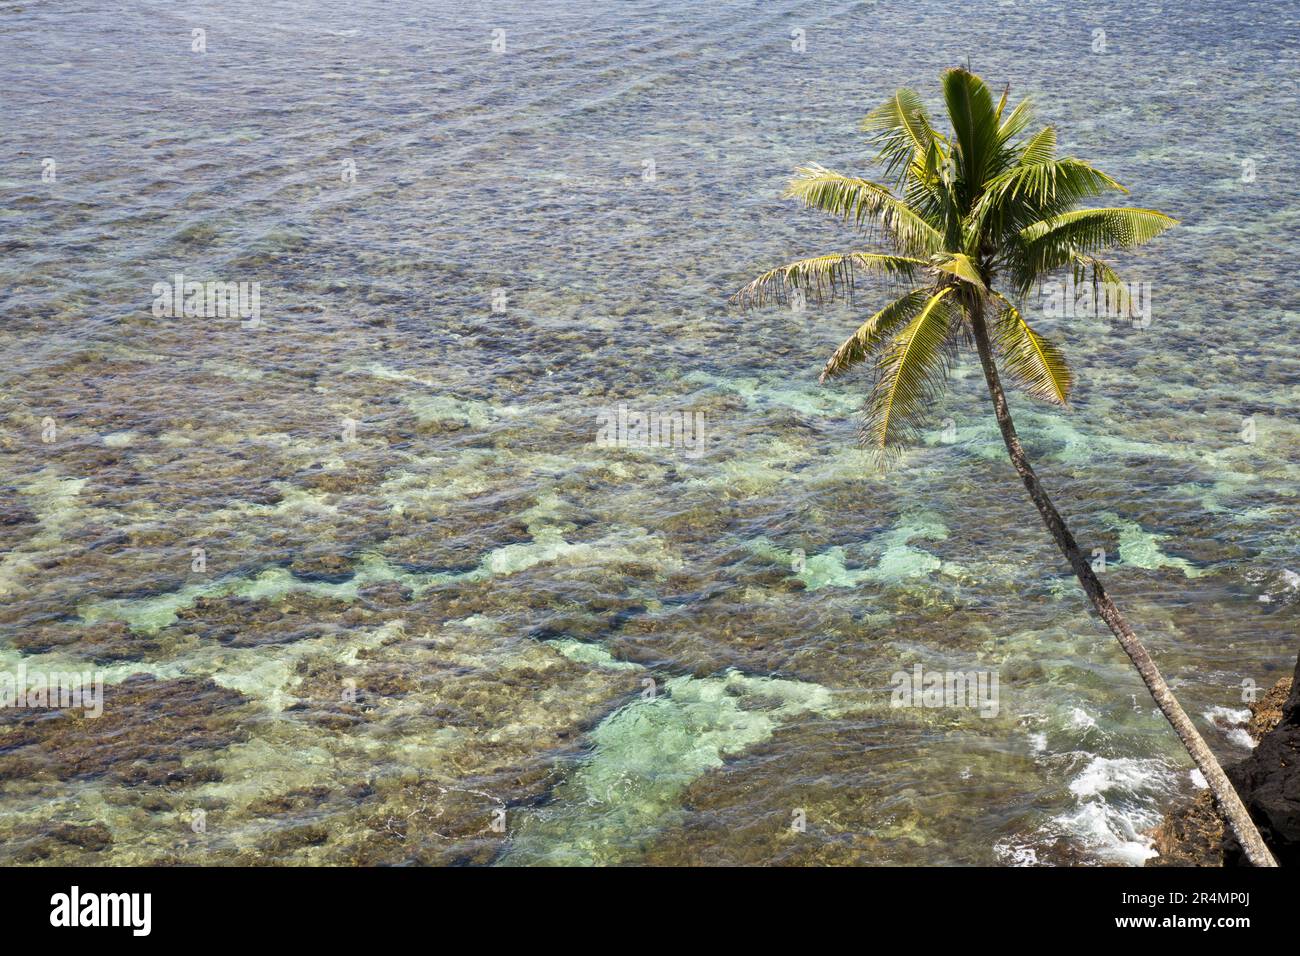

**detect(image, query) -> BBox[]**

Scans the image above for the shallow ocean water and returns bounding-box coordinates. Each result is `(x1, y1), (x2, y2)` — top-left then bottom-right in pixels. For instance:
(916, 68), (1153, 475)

(0, 0), (1297, 865)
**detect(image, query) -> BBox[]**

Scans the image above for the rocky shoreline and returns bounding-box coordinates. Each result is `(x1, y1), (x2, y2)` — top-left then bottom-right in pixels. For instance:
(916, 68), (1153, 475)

(1148, 672), (1298, 866)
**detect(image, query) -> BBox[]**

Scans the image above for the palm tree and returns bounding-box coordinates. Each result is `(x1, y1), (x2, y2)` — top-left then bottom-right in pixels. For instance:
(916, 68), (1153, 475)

(732, 68), (1277, 866)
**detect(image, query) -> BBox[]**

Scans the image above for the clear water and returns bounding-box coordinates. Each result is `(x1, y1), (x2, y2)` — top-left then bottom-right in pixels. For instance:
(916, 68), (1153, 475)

(1, 0), (1297, 866)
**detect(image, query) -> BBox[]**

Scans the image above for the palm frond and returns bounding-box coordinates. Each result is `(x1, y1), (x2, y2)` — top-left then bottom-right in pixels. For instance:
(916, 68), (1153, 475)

(972, 158), (1126, 252)
(785, 164), (944, 256)
(985, 158), (1126, 208)
(1014, 207), (1177, 290)
(819, 288), (929, 382)
(1067, 254), (1137, 316)
(933, 252), (986, 291)
(941, 68), (1001, 208)
(861, 89), (940, 185)
(1071, 253), (1124, 289)
(865, 287), (960, 452)
(996, 97), (1035, 148)
(731, 252), (925, 308)
(1020, 206), (1178, 253)
(991, 293), (1073, 405)
(1018, 126), (1057, 165)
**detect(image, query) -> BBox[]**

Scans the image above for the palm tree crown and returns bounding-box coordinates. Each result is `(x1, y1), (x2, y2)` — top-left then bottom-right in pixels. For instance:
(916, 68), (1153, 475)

(733, 67), (1176, 455)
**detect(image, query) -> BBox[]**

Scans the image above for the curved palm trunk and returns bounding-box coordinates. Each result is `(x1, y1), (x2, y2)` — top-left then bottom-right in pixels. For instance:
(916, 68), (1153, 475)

(968, 303), (1278, 867)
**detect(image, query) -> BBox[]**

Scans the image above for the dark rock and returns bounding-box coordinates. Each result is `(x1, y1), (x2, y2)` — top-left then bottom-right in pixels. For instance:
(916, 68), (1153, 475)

(1224, 671), (1300, 866)
(1148, 790), (1221, 866)
(288, 551), (353, 581)
(0, 502), (37, 526)
(1247, 678), (1291, 742)
(51, 822), (113, 851)
(0, 675), (251, 785)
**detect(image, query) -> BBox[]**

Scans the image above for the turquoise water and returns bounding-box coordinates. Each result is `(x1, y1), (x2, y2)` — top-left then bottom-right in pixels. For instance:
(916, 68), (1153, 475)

(0, 0), (1297, 865)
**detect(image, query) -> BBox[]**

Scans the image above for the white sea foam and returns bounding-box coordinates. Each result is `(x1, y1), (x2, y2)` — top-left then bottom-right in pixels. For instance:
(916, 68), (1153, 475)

(1024, 755), (1179, 865)
(1203, 705), (1251, 725)
(1067, 707), (1098, 731)
(1258, 568), (1300, 603)
(1203, 706), (1255, 749)
(994, 842), (1040, 866)
(1226, 728), (1256, 750)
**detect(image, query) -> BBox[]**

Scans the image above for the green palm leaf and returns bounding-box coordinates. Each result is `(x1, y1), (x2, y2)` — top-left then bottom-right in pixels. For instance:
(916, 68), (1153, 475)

(730, 252), (924, 308)
(1018, 126), (1057, 165)
(1013, 207), (1177, 292)
(991, 294), (1074, 405)
(933, 252), (986, 291)
(820, 289), (929, 382)
(941, 68), (1001, 209)
(784, 164), (944, 256)
(984, 158), (1126, 207)
(1021, 206), (1177, 255)
(865, 287), (959, 451)
(1071, 253), (1125, 291)
(995, 97), (1035, 149)
(973, 157), (1126, 254)
(861, 88), (940, 185)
